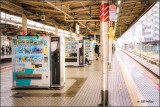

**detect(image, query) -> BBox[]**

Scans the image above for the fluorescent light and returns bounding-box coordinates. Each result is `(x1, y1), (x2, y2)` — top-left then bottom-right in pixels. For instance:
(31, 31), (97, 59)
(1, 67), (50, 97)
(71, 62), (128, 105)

(117, 8), (119, 13)
(0, 12), (70, 35)
(58, 29), (64, 33)
(118, 1), (121, 5)
(116, 15), (118, 19)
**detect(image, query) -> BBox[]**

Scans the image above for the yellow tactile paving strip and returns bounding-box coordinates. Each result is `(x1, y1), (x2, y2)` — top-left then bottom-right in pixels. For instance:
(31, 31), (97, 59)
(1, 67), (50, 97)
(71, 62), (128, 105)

(116, 52), (147, 106)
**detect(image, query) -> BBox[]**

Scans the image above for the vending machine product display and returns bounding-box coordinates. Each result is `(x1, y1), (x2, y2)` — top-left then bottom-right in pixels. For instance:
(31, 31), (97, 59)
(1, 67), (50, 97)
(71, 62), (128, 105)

(12, 35), (50, 88)
(65, 38), (85, 66)
(85, 40), (94, 60)
(65, 38), (79, 66)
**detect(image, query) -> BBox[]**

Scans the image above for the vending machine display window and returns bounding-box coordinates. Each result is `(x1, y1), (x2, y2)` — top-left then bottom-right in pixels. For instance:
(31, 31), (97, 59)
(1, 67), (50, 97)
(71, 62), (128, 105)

(65, 39), (79, 65)
(85, 40), (94, 60)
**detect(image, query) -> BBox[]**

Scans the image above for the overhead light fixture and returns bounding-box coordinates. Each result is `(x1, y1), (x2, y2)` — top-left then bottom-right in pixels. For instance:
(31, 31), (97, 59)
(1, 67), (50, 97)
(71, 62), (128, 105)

(117, 8), (119, 13)
(118, 1), (121, 5)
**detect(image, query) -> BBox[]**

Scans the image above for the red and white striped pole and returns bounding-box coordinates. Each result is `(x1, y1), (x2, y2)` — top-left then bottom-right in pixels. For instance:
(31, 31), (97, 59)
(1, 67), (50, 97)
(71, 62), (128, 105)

(100, 1), (109, 106)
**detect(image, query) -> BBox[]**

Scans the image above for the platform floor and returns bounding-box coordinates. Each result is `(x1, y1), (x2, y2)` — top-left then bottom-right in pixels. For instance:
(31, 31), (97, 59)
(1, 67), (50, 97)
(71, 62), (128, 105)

(1, 50), (159, 106)
(1, 55), (12, 59)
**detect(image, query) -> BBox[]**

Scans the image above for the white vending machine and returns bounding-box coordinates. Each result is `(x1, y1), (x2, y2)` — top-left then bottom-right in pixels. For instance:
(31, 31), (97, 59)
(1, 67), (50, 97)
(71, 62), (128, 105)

(65, 38), (79, 66)
(65, 39), (85, 66)
(12, 35), (51, 88)
(85, 40), (94, 60)
(12, 35), (65, 88)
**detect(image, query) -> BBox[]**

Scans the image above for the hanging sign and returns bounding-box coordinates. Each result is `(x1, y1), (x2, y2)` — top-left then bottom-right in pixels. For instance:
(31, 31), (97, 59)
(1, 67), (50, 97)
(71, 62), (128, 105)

(109, 5), (116, 21)
(22, 30), (27, 35)
(109, 27), (113, 38)
(109, 5), (116, 11)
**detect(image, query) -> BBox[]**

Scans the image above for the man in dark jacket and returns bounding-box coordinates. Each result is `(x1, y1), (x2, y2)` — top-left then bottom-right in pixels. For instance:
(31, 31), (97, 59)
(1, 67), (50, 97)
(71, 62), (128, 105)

(2, 45), (5, 56)
(95, 44), (99, 60)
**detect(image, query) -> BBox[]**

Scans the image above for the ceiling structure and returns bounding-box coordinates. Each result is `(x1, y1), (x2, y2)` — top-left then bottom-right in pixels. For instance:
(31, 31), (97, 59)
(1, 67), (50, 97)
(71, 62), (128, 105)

(0, 0), (158, 38)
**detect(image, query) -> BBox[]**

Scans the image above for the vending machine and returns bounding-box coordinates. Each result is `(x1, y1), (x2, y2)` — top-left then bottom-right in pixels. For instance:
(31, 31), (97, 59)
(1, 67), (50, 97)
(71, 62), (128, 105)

(65, 39), (85, 66)
(12, 35), (65, 88)
(65, 39), (80, 66)
(85, 40), (94, 60)
(12, 35), (51, 88)
(79, 40), (85, 66)
(50, 37), (65, 88)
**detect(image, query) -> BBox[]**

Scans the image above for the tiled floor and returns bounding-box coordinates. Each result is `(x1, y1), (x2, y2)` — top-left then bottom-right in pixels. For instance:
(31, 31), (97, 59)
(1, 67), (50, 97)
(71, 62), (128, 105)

(1, 50), (159, 106)
(1, 58), (102, 106)
(108, 52), (131, 106)
(118, 51), (159, 106)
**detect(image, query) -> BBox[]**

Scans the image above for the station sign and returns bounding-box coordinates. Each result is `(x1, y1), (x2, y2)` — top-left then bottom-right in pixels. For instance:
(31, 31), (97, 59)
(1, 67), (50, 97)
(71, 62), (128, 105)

(109, 27), (113, 34)
(109, 27), (114, 43)
(22, 30), (27, 35)
(109, 5), (116, 21)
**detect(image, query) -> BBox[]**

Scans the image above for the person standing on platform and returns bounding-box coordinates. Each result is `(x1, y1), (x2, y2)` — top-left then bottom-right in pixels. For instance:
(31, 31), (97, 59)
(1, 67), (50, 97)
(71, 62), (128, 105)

(112, 44), (115, 53)
(6, 46), (9, 55)
(95, 44), (99, 60)
(85, 55), (89, 65)
(9, 46), (12, 55)
(2, 45), (5, 56)
(98, 45), (101, 57)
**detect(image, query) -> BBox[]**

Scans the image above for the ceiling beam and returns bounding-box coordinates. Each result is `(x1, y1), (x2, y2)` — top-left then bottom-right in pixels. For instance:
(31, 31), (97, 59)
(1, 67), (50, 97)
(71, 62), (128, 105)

(28, 7), (62, 13)
(1, 1), (67, 27)
(68, 5), (100, 13)
(46, 1), (94, 34)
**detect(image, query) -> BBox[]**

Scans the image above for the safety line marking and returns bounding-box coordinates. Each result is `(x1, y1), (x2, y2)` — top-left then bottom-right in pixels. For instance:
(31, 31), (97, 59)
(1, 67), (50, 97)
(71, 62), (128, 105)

(116, 52), (147, 106)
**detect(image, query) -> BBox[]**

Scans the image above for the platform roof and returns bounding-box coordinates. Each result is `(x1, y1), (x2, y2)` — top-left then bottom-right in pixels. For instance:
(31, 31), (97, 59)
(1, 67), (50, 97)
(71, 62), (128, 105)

(0, 0), (158, 38)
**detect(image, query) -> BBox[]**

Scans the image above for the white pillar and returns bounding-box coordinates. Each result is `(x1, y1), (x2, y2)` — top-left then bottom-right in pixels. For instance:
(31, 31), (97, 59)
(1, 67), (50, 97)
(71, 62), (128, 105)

(55, 25), (58, 36)
(70, 28), (72, 39)
(100, 1), (109, 106)
(22, 14), (27, 35)
(109, 27), (113, 65)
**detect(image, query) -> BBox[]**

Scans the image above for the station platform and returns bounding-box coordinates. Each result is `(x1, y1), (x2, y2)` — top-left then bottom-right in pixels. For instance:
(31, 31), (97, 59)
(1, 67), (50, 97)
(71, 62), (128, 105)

(1, 50), (159, 106)
(1, 55), (12, 64)
(1, 55), (12, 59)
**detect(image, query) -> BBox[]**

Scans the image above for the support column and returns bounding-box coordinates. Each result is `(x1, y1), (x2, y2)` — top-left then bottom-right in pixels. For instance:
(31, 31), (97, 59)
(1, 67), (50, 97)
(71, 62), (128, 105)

(70, 28), (72, 39)
(100, 1), (109, 106)
(55, 25), (58, 36)
(22, 14), (27, 35)
(94, 33), (96, 42)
